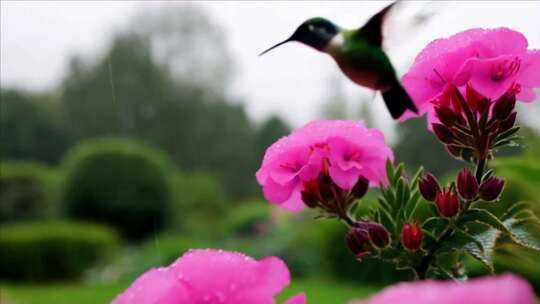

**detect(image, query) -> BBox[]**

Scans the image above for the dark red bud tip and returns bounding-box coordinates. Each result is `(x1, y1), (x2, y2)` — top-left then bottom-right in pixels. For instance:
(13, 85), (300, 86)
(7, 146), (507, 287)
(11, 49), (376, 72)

(345, 227), (371, 258)
(475, 98), (492, 115)
(466, 84), (488, 112)
(457, 169), (479, 200)
(301, 191), (318, 208)
(446, 145), (462, 159)
(401, 223), (423, 251)
(319, 174), (336, 202)
(351, 176), (369, 199)
(435, 189), (460, 218)
(418, 173), (441, 202)
(492, 92), (516, 121)
(432, 123), (455, 144)
(435, 106), (464, 127)
(479, 176), (505, 201)
(498, 112), (517, 133)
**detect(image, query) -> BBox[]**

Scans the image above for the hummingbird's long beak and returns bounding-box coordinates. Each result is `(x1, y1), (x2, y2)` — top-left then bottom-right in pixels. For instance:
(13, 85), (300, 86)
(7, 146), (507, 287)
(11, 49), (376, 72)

(258, 38), (292, 56)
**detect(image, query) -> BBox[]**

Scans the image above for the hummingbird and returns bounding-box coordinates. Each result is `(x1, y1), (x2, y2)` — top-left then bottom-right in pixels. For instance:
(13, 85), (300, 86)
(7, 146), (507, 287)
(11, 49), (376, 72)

(260, 2), (418, 119)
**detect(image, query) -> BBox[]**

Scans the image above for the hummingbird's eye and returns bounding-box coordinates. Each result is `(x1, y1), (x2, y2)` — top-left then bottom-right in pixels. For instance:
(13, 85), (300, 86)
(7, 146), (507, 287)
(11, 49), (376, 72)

(308, 24), (315, 31)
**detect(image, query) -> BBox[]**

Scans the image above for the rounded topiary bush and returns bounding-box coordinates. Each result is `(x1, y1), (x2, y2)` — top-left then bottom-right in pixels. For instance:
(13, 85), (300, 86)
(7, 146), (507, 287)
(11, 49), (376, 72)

(0, 221), (118, 281)
(0, 161), (60, 223)
(62, 138), (172, 240)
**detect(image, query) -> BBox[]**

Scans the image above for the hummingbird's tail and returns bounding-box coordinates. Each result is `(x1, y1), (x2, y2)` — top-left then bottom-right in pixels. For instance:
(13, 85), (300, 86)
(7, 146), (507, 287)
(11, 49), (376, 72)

(381, 82), (418, 119)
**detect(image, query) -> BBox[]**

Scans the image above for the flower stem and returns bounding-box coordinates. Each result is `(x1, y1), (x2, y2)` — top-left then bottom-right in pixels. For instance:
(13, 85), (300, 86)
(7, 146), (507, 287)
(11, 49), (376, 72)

(475, 157), (486, 183)
(415, 224), (453, 279)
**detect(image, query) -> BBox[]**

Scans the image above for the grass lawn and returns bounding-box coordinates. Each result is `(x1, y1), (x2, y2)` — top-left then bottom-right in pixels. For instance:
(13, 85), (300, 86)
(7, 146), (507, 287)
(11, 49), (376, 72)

(1, 278), (380, 304)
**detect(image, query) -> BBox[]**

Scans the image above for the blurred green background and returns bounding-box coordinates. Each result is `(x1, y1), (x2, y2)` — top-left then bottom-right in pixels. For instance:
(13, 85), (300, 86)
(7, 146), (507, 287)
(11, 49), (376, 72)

(1, 4), (539, 304)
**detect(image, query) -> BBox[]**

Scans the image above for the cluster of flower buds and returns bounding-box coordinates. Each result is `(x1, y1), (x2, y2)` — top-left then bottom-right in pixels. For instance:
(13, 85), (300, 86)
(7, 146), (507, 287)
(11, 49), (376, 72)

(431, 85), (518, 162)
(456, 168), (505, 202)
(345, 221), (391, 259)
(301, 173), (369, 219)
(401, 223), (423, 251)
(419, 169), (505, 218)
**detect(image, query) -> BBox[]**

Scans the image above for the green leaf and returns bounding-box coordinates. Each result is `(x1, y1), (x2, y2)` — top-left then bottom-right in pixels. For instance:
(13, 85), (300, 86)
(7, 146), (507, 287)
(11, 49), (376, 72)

(502, 202), (530, 220)
(430, 250), (467, 281)
(423, 217), (449, 238)
(377, 206), (397, 234)
(377, 197), (392, 213)
(392, 163), (405, 186)
(399, 177), (411, 209)
(404, 190), (421, 220)
(503, 217), (540, 251)
(482, 169), (494, 182)
(495, 126), (520, 142)
(494, 138), (520, 148)
(460, 208), (509, 234)
(386, 160), (394, 184)
(411, 167), (424, 187)
(462, 227), (499, 272)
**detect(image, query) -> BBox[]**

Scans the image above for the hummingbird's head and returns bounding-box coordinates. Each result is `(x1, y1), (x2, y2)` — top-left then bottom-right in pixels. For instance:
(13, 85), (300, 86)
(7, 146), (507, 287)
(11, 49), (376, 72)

(259, 17), (339, 55)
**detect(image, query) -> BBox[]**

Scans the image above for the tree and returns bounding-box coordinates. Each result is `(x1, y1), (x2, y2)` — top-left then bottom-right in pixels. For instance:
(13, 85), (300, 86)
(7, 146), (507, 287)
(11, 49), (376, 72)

(393, 118), (461, 177)
(255, 116), (290, 163)
(131, 5), (235, 95)
(60, 6), (259, 198)
(0, 89), (71, 164)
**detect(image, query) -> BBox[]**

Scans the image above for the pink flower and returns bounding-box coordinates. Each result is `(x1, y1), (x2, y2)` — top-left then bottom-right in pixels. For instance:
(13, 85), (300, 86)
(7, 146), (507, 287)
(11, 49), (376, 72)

(350, 274), (534, 304)
(402, 27), (540, 125)
(113, 249), (305, 304)
(256, 120), (393, 212)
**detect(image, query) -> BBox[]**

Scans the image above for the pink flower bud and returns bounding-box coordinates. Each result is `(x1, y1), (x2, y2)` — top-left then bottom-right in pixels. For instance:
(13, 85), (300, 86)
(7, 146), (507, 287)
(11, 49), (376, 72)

(346, 222), (391, 258)
(345, 227), (371, 258)
(457, 169), (479, 200)
(355, 222), (391, 249)
(401, 223), (423, 251)
(435, 189), (460, 218)
(432, 123), (455, 144)
(492, 92), (516, 121)
(418, 173), (441, 202)
(479, 176), (505, 201)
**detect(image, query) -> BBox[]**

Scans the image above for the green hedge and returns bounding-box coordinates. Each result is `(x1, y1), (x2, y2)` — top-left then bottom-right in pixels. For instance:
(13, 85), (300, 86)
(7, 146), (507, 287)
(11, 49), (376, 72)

(170, 172), (228, 237)
(0, 160), (60, 223)
(62, 138), (172, 240)
(0, 221), (118, 281)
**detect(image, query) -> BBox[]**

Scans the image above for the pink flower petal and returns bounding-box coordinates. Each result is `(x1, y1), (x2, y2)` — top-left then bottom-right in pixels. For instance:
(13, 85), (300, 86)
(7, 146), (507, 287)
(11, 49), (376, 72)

(465, 55), (521, 99)
(329, 164), (360, 190)
(112, 268), (191, 304)
(255, 257), (291, 294)
(262, 178), (297, 204)
(353, 274), (534, 304)
(280, 185), (306, 212)
(517, 87), (536, 102)
(402, 27), (538, 127)
(256, 120), (393, 212)
(284, 293), (306, 304)
(519, 50), (540, 87)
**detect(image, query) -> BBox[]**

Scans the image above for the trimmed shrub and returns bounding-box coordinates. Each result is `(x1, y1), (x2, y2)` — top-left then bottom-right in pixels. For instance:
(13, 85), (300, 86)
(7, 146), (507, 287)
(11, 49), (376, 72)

(0, 221), (118, 281)
(170, 172), (228, 237)
(222, 201), (271, 238)
(62, 138), (172, 240)
(0, 161), (60, 223)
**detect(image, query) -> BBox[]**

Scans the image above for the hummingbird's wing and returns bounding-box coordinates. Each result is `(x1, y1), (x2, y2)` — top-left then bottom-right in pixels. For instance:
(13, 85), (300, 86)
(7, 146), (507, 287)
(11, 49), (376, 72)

(354, 1), (398, 48)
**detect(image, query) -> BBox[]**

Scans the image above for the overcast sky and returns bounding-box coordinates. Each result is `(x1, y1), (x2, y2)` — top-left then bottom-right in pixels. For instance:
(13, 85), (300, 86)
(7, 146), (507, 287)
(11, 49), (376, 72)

(2, 1), (540, 137)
